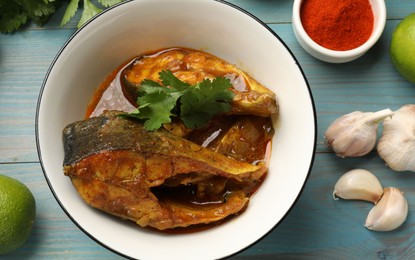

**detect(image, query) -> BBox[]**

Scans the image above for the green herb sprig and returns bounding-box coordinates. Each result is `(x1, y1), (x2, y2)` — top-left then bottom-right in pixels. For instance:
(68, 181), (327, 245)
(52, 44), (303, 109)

(1, 0), (59, 33)
(0, 0), (123, 33)
(126, 70), (235, 131)
(61, 0), (122, 28)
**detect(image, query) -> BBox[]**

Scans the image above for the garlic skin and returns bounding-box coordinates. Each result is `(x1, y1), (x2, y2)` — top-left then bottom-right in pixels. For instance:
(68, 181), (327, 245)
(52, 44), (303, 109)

(325, 109), (394, 158)
(333, 169), (383, 203)
(364, 187), (408, 231)
(377, 104), (415, 172)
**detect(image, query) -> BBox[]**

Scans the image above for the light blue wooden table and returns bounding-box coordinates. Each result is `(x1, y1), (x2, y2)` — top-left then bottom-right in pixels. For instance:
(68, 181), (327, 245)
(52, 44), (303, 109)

(1, 0), (415, 259)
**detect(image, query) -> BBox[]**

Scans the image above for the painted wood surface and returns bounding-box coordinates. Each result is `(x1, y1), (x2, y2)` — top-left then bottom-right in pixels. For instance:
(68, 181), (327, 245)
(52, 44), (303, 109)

(1, 0), (415, 259)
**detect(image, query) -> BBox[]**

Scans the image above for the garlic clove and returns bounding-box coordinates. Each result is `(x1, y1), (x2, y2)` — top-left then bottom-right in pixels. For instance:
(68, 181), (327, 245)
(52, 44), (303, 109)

(325, 109), (394, 158)
(364, 187), (408, 231)
(333, 169), (383, 203)
(377, 104), (415, 172)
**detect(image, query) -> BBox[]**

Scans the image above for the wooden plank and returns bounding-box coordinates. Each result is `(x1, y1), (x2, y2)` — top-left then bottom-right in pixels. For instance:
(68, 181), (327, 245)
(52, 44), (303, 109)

(0, 29), (75, 163)
(385, 0), (415, 19)
(2, 20), (414, 161)
(29, 0), (415, 30)
(3, 154), (415, 259)
(236, 153), (415, 259)
(2, 1), (415, 259)
(0, 163), (122, 259)
(268, 21), (415, 154)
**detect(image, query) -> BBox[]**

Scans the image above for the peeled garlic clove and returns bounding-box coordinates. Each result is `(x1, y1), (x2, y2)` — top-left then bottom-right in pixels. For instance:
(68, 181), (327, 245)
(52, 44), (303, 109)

(377, 104), (415, 172)
(325, 109), (394, 158)
(333, 169), (383, 203)
(364, 187), (408, 231)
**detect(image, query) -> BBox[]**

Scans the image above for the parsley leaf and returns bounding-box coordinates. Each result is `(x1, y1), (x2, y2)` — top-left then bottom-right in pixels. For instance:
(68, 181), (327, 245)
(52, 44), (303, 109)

(125, 70), (234, 131)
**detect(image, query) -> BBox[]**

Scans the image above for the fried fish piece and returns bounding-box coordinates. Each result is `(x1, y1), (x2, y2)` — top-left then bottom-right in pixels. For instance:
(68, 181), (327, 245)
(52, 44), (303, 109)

(121, 48), (278, 117)
(63, 111), (267, 230)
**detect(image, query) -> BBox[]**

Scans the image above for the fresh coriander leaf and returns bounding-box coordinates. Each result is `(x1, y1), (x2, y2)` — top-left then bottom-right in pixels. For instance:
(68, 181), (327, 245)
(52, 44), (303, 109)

(61, 0), (79, 26)
(139, 80), (165, 94)
(98, 0), (123, 7)
(1, 0), (60, 33)
(129, 78), (187, 131)
(138, 82), (185, 104)
(124, 73), (188, 131)
(1, 0), (124, 33)
(134, 90), (177, 131)
(140, 75), (188, 105)
(0, 1), (28, 33)
(0, 12), (27, 33)
(179, 107), (214, 129)
(159, 70), (191, 91)
(77, 0), (102, 28)
(180, 77), (234, 128)
(31, 10), (54, 26)
(125, 70), (234, 131)
(15, 0), (56, 18)
(61, 0), (124, 28)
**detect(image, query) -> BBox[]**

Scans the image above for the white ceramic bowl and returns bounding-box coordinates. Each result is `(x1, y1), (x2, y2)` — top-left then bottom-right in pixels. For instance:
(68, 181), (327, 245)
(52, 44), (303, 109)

(292, 0), (386, 63)
(36, 0), (316, 259)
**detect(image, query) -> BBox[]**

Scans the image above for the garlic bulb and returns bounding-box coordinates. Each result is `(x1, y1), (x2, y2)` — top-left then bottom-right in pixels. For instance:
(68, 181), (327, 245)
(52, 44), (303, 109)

(325, 109), (394, 157)
(364, 187), (408, 231)
(377, 104), (415, 172)
(333, 169), (383, 203)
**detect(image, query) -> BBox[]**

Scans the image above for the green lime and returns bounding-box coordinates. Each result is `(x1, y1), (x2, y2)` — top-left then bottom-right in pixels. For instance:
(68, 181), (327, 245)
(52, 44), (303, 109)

(0, 175), (36, 254)
(390, 12), (415, 83)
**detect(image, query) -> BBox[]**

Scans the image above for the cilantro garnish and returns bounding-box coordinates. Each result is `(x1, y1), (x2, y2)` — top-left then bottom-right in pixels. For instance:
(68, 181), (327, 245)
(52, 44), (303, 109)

(1, 0), (123, 33)
(1, 0), (58, 33)
(61, 0), (123, 28)
(126, 70), (235, 131)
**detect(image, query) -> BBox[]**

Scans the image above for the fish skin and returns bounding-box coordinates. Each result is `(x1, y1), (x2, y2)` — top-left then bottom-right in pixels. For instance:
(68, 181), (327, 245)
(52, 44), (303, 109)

(62, 111), (267, 230)
(63, 111), (267, 180)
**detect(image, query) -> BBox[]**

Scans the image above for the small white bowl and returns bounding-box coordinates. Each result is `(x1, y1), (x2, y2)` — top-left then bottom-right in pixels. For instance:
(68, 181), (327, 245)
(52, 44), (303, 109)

(292, 0), (386, 63)
(36, 0), (316, 259)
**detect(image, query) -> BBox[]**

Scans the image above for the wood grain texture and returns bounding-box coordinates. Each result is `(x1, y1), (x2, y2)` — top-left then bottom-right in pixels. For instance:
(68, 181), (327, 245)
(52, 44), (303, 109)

(1, 0), (415, 259)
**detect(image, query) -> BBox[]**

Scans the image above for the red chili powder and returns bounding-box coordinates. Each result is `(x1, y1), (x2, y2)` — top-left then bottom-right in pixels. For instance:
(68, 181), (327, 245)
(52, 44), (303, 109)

(300, 0), (374, 51)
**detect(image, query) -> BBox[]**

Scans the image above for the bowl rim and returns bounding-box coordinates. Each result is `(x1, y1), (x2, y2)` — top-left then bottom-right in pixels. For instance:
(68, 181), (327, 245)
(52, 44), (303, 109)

(292, 0), (387, 58)
(35, 0), (318, 259)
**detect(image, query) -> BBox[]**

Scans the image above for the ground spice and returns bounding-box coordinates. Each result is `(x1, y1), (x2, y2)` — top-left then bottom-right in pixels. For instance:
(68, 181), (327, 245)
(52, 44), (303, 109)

(300, 0), (374, 51)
